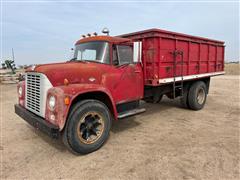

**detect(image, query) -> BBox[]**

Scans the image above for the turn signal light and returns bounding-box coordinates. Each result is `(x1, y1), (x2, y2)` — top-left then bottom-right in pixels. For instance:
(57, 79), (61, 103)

(64, 96), (70, 105)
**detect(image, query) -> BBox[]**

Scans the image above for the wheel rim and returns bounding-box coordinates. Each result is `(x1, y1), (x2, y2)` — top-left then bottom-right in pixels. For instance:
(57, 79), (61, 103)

(197, 88), (205, 104)
(77, 112), (105, 144)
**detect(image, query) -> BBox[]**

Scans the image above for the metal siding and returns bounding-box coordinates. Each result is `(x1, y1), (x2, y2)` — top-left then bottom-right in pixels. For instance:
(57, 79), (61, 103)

(122, 30), (224, 85)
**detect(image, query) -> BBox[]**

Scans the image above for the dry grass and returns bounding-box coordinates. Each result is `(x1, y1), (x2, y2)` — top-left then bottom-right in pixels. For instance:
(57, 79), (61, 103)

(224, 63), (239, 75)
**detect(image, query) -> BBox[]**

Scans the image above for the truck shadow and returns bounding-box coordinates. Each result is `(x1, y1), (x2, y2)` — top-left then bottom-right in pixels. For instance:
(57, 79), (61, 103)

(111, 97), (186, 133)
(28, 126), (67, 153)
(27, 97), (187, 153)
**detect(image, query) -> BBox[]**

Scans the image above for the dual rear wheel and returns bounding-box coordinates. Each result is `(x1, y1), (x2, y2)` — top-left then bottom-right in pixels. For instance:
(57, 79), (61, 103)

(145, 80), (208, 111)
(180, 81), (207, 110)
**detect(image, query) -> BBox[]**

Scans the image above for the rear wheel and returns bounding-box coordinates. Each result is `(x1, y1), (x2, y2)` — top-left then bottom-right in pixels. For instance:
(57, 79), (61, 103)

(180, 84), (190, 108)
(63, 100), (111, 154)
(188, 81), (207, 110)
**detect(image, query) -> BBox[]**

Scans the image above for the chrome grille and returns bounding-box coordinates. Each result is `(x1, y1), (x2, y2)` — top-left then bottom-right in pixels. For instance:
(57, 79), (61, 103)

(25, 72), (52, 117)
(26, 74), (41, 113)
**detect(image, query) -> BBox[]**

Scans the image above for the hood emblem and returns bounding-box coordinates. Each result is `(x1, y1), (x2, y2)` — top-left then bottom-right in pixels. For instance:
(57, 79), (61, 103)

(89, 77), (96, 82)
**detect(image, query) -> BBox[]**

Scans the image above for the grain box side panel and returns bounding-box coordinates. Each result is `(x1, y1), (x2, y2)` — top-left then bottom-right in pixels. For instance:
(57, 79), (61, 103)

(199, 44), (208, 74)
(119, 29), (225, 86)
(209, 45), (217, 72)
(143, 37), (159, 81)
(189, 42), (200, 75)
(158, 38), (175, 79)
(216, 46), (224, 71)
(176, 40), (188, 76)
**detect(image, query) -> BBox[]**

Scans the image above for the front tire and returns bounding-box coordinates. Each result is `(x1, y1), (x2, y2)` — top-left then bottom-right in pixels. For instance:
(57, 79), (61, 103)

(188, 81), (207, 110)
(63, 100), (112, 154)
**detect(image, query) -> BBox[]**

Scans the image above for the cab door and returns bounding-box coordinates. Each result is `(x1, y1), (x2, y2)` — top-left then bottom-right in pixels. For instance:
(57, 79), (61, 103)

(110, 44), (143, 103)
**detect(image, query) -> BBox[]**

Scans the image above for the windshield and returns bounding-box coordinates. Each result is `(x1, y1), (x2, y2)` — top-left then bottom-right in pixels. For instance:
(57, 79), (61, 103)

(73, 41), (110, 64)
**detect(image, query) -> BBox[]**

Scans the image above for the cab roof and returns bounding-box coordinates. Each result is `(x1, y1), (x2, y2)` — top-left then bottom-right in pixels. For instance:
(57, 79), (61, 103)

(75, 35), (130, 45)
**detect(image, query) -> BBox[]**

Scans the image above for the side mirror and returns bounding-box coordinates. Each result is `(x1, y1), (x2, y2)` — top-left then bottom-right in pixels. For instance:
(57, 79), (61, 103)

(133, 41), (142, 63)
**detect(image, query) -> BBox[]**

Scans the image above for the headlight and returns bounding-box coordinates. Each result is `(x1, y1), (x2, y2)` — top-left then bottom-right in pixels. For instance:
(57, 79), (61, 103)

(48, 95), (56, 110)
(18, 86), (23, 97)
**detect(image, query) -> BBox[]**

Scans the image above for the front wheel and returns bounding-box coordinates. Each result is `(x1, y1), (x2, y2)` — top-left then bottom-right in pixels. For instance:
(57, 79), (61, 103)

(63, 100), (112, 154)
(188, 81), (207, 110)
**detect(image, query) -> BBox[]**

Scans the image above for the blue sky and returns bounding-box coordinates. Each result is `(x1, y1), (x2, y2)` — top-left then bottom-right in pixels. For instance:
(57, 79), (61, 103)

(1, 1), (239, 65)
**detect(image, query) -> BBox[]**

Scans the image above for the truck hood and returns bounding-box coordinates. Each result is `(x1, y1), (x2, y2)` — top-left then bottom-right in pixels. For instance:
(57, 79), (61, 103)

(29, 61), (107, 86)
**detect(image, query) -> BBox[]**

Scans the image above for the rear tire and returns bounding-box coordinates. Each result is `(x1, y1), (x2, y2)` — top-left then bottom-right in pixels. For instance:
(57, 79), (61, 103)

(188, 81), (207, 110)
(63, 100), (111, 154)
(180, 93), (189, 108)
(180, 84), (190, 108)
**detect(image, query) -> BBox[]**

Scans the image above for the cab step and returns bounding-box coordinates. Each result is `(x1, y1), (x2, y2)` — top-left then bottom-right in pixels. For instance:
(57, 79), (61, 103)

(117, 108), (146, 119)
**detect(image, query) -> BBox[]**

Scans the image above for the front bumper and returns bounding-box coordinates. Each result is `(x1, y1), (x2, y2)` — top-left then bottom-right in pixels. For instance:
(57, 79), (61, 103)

(14, 104), (60, 139)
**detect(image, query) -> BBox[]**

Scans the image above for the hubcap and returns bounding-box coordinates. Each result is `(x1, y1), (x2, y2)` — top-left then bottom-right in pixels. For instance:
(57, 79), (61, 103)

(77, 112), (104, 144)
(197, 88), (205, 104)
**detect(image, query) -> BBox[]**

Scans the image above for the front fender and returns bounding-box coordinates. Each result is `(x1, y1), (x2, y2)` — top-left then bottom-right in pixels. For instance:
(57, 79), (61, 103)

(57, 84), (117, 130)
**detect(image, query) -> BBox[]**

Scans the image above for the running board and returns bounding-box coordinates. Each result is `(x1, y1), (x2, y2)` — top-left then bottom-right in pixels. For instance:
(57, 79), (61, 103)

(117, 108), (146, 119)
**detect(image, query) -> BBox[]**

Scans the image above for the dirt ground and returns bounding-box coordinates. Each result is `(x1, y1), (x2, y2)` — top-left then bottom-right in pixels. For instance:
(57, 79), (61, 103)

(0, 75), (239, 180)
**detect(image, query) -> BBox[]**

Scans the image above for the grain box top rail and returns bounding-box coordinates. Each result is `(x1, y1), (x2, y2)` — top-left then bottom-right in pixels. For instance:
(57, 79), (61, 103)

(118, 28), (225, 46)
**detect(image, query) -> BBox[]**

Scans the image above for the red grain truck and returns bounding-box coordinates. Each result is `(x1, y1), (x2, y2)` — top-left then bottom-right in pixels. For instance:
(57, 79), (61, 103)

(15, 28), (225, 154)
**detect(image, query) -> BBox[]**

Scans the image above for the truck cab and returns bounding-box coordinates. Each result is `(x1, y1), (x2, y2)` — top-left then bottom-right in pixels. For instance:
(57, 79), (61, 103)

(15, 35), (145, 154)
(15, 29), (224, 154)
(72, 35), (144, 103)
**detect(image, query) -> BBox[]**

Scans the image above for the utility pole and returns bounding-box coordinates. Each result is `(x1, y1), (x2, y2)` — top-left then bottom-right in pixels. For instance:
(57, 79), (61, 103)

(12, 48), (15, 62)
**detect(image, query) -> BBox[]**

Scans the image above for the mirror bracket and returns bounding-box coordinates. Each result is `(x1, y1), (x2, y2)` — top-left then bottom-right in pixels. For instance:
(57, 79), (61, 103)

(133, 41), (142, 63)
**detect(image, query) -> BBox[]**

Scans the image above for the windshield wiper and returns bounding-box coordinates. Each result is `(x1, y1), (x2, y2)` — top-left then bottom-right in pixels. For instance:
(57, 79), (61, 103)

(117, 63), (130, 68)
(83, 60), (102, 64)
(68, 58), (87, 63)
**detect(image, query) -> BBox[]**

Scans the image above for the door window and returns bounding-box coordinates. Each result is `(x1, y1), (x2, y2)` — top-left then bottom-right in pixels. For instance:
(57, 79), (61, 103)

(112, 46), (119, 66)
(115, 45), (133, 65)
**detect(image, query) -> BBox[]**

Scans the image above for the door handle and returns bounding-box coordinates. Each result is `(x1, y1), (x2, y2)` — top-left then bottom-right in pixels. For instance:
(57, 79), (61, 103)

(134, 70), (141, 73)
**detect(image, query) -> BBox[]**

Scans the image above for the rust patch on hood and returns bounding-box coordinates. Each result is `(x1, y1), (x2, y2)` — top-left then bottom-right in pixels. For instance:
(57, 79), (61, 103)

(28, 61), (107, 87)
